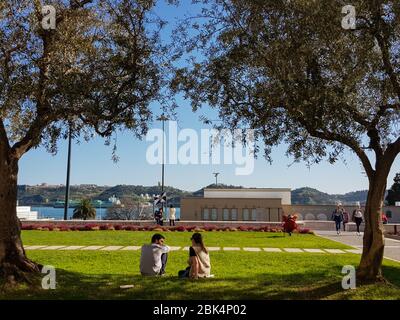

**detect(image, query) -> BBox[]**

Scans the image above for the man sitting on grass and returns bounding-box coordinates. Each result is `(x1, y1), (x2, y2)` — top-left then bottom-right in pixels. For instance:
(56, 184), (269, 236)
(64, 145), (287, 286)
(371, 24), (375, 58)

(140, 233), (170, 276)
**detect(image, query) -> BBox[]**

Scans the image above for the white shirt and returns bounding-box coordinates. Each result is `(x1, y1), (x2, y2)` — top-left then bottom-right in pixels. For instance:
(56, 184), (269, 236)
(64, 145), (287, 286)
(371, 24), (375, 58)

(169, 207), (176, 220)
(140, 244), (170, 276)
(354, 209), (363, 218)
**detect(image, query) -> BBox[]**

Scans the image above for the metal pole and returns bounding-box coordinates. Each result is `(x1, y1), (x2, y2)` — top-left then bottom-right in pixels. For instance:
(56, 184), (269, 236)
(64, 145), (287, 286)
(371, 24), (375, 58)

(162, 117), (165, 194)
(162, 117), (165, 221)
(64, 125), (72, 220)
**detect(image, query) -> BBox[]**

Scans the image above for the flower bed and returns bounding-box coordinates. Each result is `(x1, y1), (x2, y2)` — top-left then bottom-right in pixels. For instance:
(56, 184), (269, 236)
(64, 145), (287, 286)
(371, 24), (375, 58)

(21, 223), (313, 234)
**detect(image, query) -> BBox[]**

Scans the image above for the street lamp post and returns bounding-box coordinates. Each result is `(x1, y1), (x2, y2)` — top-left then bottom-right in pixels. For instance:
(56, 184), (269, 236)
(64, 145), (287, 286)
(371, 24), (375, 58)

(157, 114), (168, 218)
(213, 172), (220, 186)
(64, 125), (72, 220)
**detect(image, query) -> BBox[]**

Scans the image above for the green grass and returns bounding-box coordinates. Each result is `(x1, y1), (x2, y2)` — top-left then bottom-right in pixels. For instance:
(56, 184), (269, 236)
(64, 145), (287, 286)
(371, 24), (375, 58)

(1, 251), (400, 300)
(1, 231), (398, 300)
(21, 230), (352, 249)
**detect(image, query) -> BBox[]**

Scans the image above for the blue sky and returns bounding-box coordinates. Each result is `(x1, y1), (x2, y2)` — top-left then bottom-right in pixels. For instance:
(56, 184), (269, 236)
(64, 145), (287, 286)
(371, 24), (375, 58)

(17, 1), (400, 194)
(18, 96), (400, 193)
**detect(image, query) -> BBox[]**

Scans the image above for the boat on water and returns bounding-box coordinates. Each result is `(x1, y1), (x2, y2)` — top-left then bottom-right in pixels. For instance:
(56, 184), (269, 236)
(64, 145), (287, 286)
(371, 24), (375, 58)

(17, 206), (39, 220)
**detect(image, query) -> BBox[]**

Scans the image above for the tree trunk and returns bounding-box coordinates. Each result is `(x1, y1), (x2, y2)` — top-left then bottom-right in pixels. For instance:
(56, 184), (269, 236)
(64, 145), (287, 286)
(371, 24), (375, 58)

(0, 153), (41, 285)
(357, 174), (387, 282)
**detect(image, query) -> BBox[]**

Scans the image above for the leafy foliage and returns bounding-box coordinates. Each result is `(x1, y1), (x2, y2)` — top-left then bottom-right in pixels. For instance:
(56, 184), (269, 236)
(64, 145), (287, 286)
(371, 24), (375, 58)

(0, 0), (174, 159)
(386, 173), (400, 205)
(73, 199), (96, 220)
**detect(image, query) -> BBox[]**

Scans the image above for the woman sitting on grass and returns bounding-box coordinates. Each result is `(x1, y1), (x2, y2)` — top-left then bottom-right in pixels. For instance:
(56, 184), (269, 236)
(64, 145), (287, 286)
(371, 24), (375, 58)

(179, 232), (211, 279)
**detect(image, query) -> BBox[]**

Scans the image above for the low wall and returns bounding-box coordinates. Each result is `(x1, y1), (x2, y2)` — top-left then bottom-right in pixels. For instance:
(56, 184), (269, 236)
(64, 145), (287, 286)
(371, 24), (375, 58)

(20, 220), (301, 229)
(283, 205), (400, 223)
(23, 220), (398, 232)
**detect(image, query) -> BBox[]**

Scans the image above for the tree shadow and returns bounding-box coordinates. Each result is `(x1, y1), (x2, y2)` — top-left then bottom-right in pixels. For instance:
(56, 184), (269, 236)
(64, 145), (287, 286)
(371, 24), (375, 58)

(1, 261), (399, 300)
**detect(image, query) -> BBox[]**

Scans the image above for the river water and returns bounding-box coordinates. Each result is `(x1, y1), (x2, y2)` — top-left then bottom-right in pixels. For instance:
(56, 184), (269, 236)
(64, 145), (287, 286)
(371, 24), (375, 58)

(32, 207), (181, 220)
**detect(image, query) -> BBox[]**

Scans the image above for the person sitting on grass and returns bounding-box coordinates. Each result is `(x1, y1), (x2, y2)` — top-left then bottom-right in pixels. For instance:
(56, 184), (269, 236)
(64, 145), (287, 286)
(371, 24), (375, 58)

(179, 232), (211, 279)
(140, 233), (170, 276)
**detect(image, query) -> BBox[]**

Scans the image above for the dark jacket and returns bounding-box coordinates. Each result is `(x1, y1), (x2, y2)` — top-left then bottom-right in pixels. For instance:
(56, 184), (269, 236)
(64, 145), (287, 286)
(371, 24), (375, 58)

(331, 210), (344, 222)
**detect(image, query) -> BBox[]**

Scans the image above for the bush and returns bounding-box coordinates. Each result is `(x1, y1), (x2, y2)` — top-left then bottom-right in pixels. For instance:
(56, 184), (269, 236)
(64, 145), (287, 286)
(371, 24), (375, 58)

(299, 228), (313, 234)
(84, 224), (97, 231)
(176, 226), (186, 232)
(203, 225), (217, 231)
(114, 225), (124, 230)
(22, 225), (35, 230)
(124, 226), (138, 231)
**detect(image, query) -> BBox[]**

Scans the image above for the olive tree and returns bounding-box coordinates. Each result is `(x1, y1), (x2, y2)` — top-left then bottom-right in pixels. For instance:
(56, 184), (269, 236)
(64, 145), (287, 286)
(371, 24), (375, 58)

(0, 0), (171, 284)
(172, 0), (400, 281)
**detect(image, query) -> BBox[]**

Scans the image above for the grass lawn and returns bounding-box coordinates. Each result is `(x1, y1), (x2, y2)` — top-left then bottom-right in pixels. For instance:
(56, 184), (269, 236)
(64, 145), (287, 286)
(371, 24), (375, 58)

(1, 231), (399, 300)
(21, 230), (352, 249)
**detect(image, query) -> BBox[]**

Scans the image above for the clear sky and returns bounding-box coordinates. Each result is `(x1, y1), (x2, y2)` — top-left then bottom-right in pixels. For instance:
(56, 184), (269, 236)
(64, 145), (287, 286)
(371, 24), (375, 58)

(17, 1), (400, 194)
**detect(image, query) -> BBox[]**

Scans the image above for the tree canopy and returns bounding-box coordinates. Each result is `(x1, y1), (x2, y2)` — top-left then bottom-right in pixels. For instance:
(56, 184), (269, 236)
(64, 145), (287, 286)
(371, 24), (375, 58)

(0, 0), (172, 159)
(171, 0), (400, 281)
(386, 173), (400, 205)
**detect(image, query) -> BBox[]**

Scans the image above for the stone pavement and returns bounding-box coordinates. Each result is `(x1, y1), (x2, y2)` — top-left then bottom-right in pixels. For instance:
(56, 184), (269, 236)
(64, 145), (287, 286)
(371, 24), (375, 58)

(315, 230), (400, 262)
(24, 244), (358, 254)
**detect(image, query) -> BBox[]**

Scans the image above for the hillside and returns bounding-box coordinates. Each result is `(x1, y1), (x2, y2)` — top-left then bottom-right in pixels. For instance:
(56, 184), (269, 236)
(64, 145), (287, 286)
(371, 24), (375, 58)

(17, 184), (386, 206)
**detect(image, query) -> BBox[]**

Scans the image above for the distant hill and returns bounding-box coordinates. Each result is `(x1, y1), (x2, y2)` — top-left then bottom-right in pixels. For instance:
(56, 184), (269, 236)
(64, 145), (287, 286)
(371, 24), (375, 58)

(17, 184), (388, 206)
(17, 184), (190, 207)
(291, 187), (389, 205)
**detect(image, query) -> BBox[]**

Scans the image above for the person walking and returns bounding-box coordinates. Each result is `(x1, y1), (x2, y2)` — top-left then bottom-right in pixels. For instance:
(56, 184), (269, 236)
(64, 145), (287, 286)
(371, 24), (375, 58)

(154, 208), (161, 225)
(332, 204), (344, 235)
(168, 204), (176, 226)
(342, 209), (350, 231)
(352, 202), (363, 236)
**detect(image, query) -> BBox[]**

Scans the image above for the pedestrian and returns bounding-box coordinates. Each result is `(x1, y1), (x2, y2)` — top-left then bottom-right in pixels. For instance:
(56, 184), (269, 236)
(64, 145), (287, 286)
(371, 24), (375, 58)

(332, 203), (344, 235)
(342, 209), (349, 231)
(154, 208), (160, 225)
(168, 204), (176, 226)
(158, 207), (164, 226)
(352, 202), (363, 236)
(382, 212), (388, 224)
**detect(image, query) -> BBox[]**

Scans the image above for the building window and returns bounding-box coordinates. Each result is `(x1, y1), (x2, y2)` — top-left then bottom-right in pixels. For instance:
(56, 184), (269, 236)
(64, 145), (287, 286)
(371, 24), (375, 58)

(242, 209), (249, 221)
(211, 208), (218, 221)
(231, 208), (238, 220)
(251, 208), (257, 221)
(223, 208), (229, 221)
(202, 208), (209, 220)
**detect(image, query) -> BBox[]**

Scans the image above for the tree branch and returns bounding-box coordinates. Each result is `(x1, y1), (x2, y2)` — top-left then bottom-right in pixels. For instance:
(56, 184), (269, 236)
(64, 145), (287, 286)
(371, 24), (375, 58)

(0, 118), (10, 153)
(296, 117), (375, 179)
(370, 3), (400, 101)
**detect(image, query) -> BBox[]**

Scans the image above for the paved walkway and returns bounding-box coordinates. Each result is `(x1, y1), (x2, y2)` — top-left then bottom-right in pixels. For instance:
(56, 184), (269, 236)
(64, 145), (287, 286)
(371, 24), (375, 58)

(24, 244), (360, 254)
(315, 230), (400, 262)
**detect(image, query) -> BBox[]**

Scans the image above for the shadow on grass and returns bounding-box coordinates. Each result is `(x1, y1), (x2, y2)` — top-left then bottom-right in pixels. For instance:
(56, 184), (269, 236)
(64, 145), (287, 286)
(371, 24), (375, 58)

(1, 260), (399, 300)
(2, 265), (399, 300)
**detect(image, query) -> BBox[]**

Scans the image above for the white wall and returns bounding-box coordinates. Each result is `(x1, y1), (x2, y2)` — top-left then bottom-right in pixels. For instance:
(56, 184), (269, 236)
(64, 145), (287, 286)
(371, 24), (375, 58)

(204, 189), (291, 205)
